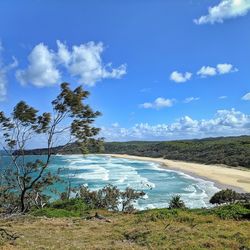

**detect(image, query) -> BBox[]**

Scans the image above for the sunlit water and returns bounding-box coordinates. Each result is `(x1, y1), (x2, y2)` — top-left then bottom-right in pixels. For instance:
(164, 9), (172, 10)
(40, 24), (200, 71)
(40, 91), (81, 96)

(1, 154), (220, 209)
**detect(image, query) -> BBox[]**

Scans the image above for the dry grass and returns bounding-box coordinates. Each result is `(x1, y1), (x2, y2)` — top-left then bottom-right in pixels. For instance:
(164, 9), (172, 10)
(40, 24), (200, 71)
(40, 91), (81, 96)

(0, 209), (250, 250)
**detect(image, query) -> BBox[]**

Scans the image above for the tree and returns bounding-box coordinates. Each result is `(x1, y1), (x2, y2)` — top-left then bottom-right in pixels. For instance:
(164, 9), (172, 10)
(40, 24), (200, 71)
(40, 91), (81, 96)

(0, 82), (102, 213)
(79, 185), (145, 212)
(169, 195), (186, 209)
(209, 189), (239, 205)
(120, 187), (145, 212)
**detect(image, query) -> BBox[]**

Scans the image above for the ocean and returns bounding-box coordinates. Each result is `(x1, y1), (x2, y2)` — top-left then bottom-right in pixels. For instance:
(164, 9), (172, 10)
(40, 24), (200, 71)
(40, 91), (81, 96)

(0, 154), (220, 209)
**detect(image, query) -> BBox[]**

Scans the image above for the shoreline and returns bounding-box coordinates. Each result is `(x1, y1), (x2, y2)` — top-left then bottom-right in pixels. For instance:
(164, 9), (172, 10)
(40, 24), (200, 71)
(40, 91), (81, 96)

(102, 154), (250, 193)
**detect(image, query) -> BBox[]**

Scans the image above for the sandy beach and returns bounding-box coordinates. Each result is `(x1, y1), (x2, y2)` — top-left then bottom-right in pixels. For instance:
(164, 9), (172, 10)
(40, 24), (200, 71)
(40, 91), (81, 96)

(104, 154), (250, 192)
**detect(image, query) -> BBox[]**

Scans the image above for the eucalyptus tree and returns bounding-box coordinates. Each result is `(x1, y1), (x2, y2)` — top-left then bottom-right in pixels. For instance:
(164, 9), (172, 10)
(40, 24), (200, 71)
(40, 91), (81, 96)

(0, 83), (102, 213)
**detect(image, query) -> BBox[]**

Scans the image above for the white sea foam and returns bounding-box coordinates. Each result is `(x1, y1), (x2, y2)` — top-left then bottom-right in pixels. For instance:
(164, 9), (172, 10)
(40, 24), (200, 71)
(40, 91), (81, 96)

(55, 154), (220, 209)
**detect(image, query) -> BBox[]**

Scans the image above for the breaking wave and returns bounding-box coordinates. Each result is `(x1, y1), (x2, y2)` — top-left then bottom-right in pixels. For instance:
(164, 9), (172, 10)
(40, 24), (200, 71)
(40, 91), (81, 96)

(50, 154), (220, 209)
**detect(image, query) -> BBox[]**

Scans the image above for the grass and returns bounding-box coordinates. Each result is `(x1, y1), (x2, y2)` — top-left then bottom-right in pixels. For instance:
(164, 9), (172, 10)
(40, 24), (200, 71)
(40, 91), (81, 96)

(30, 198), (90, 218)
(0, 206), (250, 249)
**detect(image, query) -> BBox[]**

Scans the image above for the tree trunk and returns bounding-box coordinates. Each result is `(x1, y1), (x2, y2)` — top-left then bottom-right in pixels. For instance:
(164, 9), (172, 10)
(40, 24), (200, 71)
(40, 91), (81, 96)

(20, 190), (26, 212)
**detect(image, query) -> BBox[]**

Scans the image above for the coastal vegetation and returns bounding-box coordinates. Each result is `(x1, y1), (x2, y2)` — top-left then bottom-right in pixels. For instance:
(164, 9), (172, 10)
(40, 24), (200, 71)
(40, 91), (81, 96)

(0, 82), (102, 213)
(168, 195), (186, 209)
(79, 185), (145, 212)
(22, 136), (250, 169)
(209, 189), (250, 205)
(104, 137), (250, 169)
(0, 198), (250, 249)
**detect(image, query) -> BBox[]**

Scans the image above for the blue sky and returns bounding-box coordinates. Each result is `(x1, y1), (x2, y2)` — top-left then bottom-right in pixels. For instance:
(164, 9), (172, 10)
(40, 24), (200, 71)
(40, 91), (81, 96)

(0, 0), (250, 143)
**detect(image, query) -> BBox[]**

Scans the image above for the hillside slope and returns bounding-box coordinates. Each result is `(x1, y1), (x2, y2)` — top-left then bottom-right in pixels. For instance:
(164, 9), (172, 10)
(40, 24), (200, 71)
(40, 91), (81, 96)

(104, 136), (250, 169)
(1, 208), (250, 249)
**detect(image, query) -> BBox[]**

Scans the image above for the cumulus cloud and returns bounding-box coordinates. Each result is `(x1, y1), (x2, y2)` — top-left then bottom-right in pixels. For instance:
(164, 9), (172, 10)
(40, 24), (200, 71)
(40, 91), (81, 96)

(56, 41), (126, 86)
(184, 97), (200, 103)
(16, 43), (60, 87)
(197, 66), (217, 77)
(197, 63), (237, 77)
(170, 71), (192, 83)
(140, 97), (175, 109)
(140, 102), (153, 109)
(242, 92), (250, 101)
(16, 41), (126, 87)
(217, 63), (238, 74)
(171, 63), (237, 82)
(0, 43), (18, 101)
(100, 109), (250, 141)
(194, 0), (250, 25)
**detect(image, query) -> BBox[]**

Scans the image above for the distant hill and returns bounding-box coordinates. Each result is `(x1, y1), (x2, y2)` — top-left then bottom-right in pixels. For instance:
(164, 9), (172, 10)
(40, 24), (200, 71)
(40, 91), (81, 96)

(22, 135), (250, 169)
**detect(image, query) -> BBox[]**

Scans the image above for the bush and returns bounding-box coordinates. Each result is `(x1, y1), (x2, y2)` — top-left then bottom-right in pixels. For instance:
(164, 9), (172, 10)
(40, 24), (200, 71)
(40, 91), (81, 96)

(213, 203), (250, 220)
(210, 189), (238, 205)
(169, 195), (186, 209)
(30, 198), (89, 218)
(79, 185), (145, 212)
(120, 187), (145, 212)
(49, 198), (88, 211)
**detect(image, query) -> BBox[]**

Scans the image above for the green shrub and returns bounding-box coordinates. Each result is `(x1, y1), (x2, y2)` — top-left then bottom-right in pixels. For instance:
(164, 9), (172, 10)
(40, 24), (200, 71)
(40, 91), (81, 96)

(49, 198), (89, 211)
(213, 203), (250, 220)
(169, 195), (186, 209)
(210, 189), (238, 205)
(30, 198), (89, 218)
(148, 209), (179, 221)
(79, 185), (145, 212)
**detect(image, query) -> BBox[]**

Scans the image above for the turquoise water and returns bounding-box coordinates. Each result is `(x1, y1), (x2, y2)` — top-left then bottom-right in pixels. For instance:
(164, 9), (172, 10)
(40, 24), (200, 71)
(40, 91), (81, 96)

(1, 154), (220, 209)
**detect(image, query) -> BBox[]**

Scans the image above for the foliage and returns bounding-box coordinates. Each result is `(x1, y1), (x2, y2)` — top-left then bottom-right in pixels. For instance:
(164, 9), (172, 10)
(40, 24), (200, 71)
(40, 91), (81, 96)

(212, 203), (250, 220)
(79, 185), (145, 212)
(49, 198), (89, 211)
(0, 83), (101, 213)
(24, 134), (250, 170)
(168, 195), (186, 209)
(210, 189), (239, 205)
(120, 187), (145, 212)
(102, 136), (250, 168)
(30, 198), (89, 218)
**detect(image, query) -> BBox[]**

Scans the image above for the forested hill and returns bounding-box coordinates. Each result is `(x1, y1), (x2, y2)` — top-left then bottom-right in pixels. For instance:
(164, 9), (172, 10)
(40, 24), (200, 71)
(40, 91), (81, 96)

(104, 136), (250, 168)
(23, 136), (250, 169)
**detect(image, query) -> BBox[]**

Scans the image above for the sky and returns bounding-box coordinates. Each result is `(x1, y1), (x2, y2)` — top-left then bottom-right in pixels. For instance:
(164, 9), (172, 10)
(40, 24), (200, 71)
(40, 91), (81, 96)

(0, 0), (250, 144)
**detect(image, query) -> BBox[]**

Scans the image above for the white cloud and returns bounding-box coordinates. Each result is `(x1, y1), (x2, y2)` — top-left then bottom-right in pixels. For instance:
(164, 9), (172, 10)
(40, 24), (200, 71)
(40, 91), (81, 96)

(170, 71), (192, 83)
(57, 41), (126, 86)
(16, 41), (127, 87)
(155, 97), (174, 108)
(184, 97), (200, 103)
(112, 122), (119, 128)
(140, 97), (175, 109)
(0, 71), (7, 101)
(217, 63), (238, 74)
(194, 0), (250, 25)
(140, 102), (153, 109)
(0, 43), (18, 101)
(197, 63), (237, 77)
(197, 66), (217, 77)
(100, 109), (250, 141)
(16, 43), (60, 87)
(219, 95), (228, 99)
(242, 92), (250, 101)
